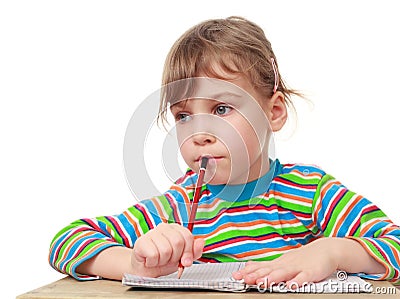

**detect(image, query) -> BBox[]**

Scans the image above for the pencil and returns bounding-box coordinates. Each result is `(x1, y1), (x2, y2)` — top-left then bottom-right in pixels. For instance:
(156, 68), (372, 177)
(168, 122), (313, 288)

(177, 156), (209, 279)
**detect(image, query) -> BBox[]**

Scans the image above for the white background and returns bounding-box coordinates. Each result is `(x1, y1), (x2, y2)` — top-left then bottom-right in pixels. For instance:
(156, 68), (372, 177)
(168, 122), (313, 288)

(1, 1), (399, 298)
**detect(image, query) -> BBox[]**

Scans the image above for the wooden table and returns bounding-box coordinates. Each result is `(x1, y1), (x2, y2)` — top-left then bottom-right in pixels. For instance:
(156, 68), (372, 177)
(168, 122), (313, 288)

(17, 276), (399, 299)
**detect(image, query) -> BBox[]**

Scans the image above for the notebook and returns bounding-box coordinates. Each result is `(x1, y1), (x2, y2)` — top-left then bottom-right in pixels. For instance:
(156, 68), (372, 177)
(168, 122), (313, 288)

(122, 262), (372, 293)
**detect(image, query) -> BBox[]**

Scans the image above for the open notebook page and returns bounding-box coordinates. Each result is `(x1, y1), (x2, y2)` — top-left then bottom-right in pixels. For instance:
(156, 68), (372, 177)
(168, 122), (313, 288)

(123, 262), (246, 292)
(123, 262), (372, 293)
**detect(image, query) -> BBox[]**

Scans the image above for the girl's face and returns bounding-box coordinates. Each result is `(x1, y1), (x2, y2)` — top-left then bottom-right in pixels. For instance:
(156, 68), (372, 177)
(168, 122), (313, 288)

(169, 74), (284, 185)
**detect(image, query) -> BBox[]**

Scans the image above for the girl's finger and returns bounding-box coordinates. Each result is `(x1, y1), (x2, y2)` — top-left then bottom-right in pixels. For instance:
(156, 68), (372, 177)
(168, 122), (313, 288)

(170, 225), (195, 267)
(286, 271), (312, 290)
(257, 268), (298, 287)
(161, 231), (185, 264)
(143, 238), (162, 267)
(243, 266), (274, 285)
(193, 238), (205, 260)
(153, 233), (174, 266)
(233, 261), (271, 280)
(133, 237), (159, 266)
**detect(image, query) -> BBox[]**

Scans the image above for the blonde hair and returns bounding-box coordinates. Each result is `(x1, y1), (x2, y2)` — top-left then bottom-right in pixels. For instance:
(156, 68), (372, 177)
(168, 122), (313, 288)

(158, 16), (301, 126)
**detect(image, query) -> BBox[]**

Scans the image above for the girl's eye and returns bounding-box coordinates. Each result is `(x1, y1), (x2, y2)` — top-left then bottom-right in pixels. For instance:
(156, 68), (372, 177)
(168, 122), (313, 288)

(215, 105), (232, 116)
(176, 113), (192, 123)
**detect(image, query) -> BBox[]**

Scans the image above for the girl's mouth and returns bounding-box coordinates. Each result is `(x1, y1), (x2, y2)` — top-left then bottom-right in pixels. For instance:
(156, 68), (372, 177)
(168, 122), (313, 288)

(195, 155), (224, 162)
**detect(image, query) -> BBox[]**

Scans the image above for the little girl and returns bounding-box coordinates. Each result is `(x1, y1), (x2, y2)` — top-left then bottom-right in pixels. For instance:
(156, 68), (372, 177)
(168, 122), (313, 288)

(49, 16), (400, 288)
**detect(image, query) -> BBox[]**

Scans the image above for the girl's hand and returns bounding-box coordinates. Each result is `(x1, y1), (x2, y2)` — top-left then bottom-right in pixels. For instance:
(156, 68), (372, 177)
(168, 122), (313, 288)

(232, 238), (339, 289)
(131, 223), (205, 277)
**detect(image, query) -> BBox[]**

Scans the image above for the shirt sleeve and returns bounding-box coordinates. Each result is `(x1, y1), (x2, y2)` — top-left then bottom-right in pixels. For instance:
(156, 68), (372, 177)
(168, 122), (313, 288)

(312, 174), (400, 282)
(48, 188), (190, 280)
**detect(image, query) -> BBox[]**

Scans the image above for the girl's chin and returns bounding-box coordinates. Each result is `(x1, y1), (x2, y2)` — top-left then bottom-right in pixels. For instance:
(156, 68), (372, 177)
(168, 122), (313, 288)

(189, 158), (235, 185)
(204, 173), (230, 185)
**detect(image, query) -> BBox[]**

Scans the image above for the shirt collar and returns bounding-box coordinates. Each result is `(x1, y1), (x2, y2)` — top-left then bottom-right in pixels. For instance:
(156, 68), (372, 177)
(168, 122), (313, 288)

(206, 159), (280, 201)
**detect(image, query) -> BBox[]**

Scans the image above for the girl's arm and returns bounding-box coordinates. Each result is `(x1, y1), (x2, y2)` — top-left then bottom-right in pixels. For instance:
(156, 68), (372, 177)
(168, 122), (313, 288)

(49, 191), (186, 280)
(312, 174), (400, 280)
(75, 225), (205, 280)
(318, 237), (385, 274)
(234, 171), (399, 286)
(76, 246), (134, 280)
(49, 217), (128, 280)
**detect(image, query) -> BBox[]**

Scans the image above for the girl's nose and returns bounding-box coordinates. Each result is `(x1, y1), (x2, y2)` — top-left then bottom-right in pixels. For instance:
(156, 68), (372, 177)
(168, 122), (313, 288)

(192, 133), (216, 145)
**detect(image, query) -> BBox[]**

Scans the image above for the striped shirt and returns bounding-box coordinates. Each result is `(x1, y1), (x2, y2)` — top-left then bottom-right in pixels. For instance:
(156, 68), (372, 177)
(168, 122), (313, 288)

(49, 159), (400, 283)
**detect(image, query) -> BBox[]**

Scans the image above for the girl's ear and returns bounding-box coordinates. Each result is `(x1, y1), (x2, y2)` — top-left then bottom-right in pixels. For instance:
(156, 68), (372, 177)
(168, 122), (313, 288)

(264, 91), (287, 132)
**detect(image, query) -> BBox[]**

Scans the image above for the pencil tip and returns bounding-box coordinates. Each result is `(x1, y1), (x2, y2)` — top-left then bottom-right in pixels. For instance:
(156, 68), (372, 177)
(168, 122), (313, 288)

(177, 266), (184, 279)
